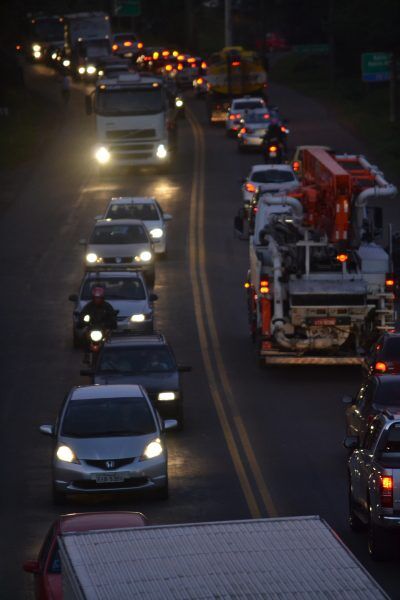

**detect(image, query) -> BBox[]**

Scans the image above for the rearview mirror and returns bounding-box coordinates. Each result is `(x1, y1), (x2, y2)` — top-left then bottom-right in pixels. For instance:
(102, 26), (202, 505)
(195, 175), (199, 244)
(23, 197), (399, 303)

(163, 213), (172, 221)
(23, 560), (40, 574)
(342, 395), (354, 405)
(178, 364), (192, 372)
(39, 424), (54, 437)
(164, 419), (178, 431)
(85, 94), (93, 116)
(149, 293), (158, 301)
(68, 294), (78, 302)
(343, 435), (359, 450)
(80, 369), (94, 377)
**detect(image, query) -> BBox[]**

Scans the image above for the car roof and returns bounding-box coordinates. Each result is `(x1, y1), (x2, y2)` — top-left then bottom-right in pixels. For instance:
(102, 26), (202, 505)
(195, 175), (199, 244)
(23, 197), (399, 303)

(250, 164), (293, 173)
(95, 218), (144, 226)
(59, 512), (147, 534)
(71, 384), (144, 400)
(104, 333), (167, 348)
(109, 197), (157, 205)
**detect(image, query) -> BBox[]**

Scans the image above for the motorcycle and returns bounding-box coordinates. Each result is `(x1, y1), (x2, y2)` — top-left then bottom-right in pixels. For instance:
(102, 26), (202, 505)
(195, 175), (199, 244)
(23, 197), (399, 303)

(81, 310), (118, 367)
(263, 137), (285, 164)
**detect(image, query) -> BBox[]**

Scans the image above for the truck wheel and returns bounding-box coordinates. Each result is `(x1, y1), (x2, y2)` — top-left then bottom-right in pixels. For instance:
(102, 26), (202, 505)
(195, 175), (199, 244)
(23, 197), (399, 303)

(368, 518), (392, 560)
(52, 485), (66, 506)
(348, 486), (366, 532)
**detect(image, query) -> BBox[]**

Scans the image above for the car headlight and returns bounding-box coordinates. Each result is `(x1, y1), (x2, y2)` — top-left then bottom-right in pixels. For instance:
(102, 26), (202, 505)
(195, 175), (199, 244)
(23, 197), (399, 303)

(33, 51), (42, 59)
(56, 445), (79, 463)
(175, 97), (184, 108)
(130, 313), (145, 322)
(95, 146), (111, 164)
(51, 52), (57, 60)
(62, 59), (71, 67)
(142, 438), (163, 460)
(98, 70), (104, 77)
(90, 330), (103, 342)
(86, 252), (98, 263)
(156, 144), (167, 159)
(158, 391), (176, 401)
(83, 314), (91, 323)
(139, 250), (152, 262)
(32, 44), (41, 52)
(78, 66), (85, 74)
(86, 65), (97, 75)
(149, 227), (163, 239)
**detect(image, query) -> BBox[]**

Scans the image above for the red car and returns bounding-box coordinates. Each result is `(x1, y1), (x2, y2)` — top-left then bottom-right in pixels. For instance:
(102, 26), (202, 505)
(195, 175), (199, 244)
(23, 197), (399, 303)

(23, 511), (147, 599)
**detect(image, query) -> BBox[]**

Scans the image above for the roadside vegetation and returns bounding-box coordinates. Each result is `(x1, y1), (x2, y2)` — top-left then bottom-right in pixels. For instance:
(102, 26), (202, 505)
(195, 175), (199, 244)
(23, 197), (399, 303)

(272, 52), (400, 177)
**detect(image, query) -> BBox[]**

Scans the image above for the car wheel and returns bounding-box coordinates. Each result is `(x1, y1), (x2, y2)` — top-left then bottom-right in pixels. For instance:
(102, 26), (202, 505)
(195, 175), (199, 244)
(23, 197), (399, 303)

(368, 513), (392, 560)
(52, 485), (66, 506)
(348, 484), (366, 532)
(153, 479), (169, 500)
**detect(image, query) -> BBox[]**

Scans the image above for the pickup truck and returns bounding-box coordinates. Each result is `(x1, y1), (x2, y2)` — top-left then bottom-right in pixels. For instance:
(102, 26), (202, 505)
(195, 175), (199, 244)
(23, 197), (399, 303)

(345, 411), (400, 560)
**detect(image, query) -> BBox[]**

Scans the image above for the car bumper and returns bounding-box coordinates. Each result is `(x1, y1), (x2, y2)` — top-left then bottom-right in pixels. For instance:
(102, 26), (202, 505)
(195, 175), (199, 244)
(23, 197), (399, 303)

(240, 135), (263, 147)
(53, 457), (167, 494)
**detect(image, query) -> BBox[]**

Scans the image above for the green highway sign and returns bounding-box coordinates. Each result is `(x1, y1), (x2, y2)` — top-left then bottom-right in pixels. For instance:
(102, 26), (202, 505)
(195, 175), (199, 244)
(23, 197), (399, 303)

(293, 44), (329, 55)
(361, 52), (391, 82)
(114, 0), (141, 17)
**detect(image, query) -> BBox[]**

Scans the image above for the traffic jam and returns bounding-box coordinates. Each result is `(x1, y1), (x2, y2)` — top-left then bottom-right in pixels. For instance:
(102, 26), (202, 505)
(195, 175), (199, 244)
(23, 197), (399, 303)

(7, 7), (400, 600)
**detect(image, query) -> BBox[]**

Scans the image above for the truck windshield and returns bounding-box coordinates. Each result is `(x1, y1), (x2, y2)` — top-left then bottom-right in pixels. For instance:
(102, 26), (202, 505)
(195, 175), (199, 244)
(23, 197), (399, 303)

(96, 87), (165, 116)
(79, 40), (110, 59)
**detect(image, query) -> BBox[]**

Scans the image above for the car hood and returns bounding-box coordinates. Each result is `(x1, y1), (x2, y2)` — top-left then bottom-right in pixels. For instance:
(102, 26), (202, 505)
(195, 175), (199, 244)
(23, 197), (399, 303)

(94, 371), (179, 392)
(86, 243), (151, 257)
(77, 299), (150, 318)
(258, 181), (299, 192)
(59, 432), (156, 460)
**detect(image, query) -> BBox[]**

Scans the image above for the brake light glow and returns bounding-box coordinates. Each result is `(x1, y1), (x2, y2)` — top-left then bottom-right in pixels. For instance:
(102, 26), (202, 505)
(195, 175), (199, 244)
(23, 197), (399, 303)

(137, 42), (143, 49)
(336, 253), (348, 263)
(375, 361), (388, 373)
(153, 51), (159, 59)
(197, 77), (203, 84)
(260, 279), (270, 294)
(123, 40), (132, 47)
(112, 44), (118, 51)
(380, 475), (393, 508)
(245, 182), (256, 193)
(269, 145), (278, 152)
(231, 61), (240, 67)
(187, 57), (196, 63)
(162, 50), (170, 57)
(165, 64), (173, 71)
(240, 127), (246, 135)
(178, 64), (183, 70)
(201, 61), (207, 69)
(293, 161), (300, 171)
(263, 113), (270, 119)
(229, 114), (236, 120)
(385, 274), (395, 289)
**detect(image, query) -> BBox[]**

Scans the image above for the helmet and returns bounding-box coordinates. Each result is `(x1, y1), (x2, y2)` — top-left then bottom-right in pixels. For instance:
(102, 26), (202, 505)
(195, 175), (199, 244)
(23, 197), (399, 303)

(92, 286), (105, 304)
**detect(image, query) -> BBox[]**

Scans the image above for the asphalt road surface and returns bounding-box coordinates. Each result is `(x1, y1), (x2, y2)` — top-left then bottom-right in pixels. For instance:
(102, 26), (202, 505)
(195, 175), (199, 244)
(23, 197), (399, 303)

(1, 65), (399, 599)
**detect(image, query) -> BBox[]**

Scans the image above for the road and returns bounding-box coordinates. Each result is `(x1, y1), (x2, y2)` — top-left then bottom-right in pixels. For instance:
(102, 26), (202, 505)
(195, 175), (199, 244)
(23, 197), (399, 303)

(0, 65), (399, 599)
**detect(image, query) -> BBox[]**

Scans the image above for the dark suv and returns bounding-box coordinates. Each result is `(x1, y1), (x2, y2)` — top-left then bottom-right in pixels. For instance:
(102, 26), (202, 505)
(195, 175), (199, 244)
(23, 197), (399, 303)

(81, 333), (190, 429)
(362, 332), (400, 377)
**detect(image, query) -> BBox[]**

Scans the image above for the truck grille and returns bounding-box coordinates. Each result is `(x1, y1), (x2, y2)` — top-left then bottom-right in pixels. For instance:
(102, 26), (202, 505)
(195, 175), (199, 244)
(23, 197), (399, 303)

(106, 129), (156, 140)
(110, 144), (153, 152)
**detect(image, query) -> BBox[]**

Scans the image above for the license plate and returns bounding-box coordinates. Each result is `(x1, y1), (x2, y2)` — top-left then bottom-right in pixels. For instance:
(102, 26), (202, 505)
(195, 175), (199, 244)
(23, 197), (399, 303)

(313, 318), (336, 326)
(94, 473), (125, 484)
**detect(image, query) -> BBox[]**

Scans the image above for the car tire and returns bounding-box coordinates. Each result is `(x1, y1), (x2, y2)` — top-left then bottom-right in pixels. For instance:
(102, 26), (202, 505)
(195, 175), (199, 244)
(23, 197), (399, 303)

(348, 486), (366, 532)
(153, 479), (169, 500)
(52, 485), (66, 506)
(368, 520), (392, 561)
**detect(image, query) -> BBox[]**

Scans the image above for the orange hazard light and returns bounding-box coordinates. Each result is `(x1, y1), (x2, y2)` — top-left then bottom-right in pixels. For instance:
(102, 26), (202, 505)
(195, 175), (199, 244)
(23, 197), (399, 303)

(336, 253), (348, 263)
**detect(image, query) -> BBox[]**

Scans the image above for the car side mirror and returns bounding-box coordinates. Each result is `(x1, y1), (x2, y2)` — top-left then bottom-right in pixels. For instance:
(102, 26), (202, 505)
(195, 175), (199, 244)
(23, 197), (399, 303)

(85, 94), (93, 116)
(39, 424), (54, 437)
(69, 294), (78, 302)
(149, 293), (158, 301)
(163, 213), (172, 221)
(343, 435), (359, 450)
(342, 395), (354, 405)
(23, 560), (40, 574)
(178, 364), (192, 372)
(164, 419), (178, 431)
(80, 369), (94, 377)
(79, 238), (87, 246)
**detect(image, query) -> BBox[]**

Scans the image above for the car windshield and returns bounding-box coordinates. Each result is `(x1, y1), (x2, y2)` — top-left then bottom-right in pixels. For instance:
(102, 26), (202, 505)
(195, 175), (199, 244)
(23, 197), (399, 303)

(251, 169), (295, 184)
(90, 224), (148, 244)
(98, 346), (175, 374)
(380, 338), (400, 360)
(107, 203), (159, 221)
(375, 381), (400, 407)
(82, 278), (145, 300)
(95, 87), (165, 116)
(234, 101), (264, 111)
(62, 397), (156, 437)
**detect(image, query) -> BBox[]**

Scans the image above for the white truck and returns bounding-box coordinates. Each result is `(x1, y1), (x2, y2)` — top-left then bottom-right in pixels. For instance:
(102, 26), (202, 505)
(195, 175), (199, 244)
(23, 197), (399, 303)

(62, 12), (111, 76)
(58, 516), (388, 599)
(245, 148), (397, 365)
(86, 73), (177, 170)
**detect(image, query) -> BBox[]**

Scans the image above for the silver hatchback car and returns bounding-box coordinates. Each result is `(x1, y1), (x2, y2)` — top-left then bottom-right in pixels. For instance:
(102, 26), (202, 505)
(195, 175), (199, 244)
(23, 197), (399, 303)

(40, 384), (176, 503)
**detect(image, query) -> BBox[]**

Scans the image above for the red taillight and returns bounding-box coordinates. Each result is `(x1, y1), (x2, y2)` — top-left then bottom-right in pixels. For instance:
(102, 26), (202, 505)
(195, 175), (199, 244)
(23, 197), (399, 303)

(385, 274), (396, 290)
(380, 475), (393, 508)
(201, 61), (207, 69)
(137, 42), (143, 49)
(245, 182), (256, 193)
(375, 361), (388, 373)
(240, 127), (246, 135)
(260, 279), (270, 294)
(112, 44), (118, 51)
(229, 114), (236, 121)
(263, 113), (270, 119)
(269, 145), (278, 152)
(293, 160), (300, 172)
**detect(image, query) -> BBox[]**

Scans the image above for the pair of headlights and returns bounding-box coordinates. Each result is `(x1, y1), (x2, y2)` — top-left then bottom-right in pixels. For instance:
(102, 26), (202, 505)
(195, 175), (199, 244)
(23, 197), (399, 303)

(56, 438), (163, 463)
(85, 251), (153, 264)
(94, 144), (168, 164)
(78, 65), (96, 75)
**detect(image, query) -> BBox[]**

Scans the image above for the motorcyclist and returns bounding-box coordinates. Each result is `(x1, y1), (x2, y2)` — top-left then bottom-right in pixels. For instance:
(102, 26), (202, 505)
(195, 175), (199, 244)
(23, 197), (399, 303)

(263, 116), (287, 156)
(78, 286), (117, 331)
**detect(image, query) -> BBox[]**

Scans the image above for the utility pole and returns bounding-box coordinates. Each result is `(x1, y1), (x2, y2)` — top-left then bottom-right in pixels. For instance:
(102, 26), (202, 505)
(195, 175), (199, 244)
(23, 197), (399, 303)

(225, 0), (232, 47)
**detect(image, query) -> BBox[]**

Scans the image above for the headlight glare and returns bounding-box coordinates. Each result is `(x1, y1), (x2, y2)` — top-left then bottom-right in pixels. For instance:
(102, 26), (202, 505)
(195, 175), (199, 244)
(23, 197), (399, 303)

(83, 314), (90, 323)
(158, 392), (176, 401)
(90, 330), (103, 342)
(86, 65), (96, 75)
(156, 144), (167, 159)
(62, 59), (71, 67)
(175, 98), (184, 108)
(95, 146), (111, 164)
(149, 228), (163, 239)
(32, 44), (41, 52)
(78, 66), (85, 74)
(56, 445), (79, 463)
(86, 252), (98, 263)
(139, 250), (152, 262)
(34, 51), (42, 59)
(142, 438), (163, 459)
(130, 313), (145, 322)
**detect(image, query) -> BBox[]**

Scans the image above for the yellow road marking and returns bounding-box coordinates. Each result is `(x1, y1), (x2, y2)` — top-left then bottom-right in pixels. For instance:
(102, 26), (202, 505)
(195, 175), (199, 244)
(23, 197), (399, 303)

(187, 107), (278, 518)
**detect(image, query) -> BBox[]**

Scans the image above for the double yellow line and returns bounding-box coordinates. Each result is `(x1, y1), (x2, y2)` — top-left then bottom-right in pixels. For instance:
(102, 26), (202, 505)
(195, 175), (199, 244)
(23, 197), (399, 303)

(186, 107), (277, 519)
